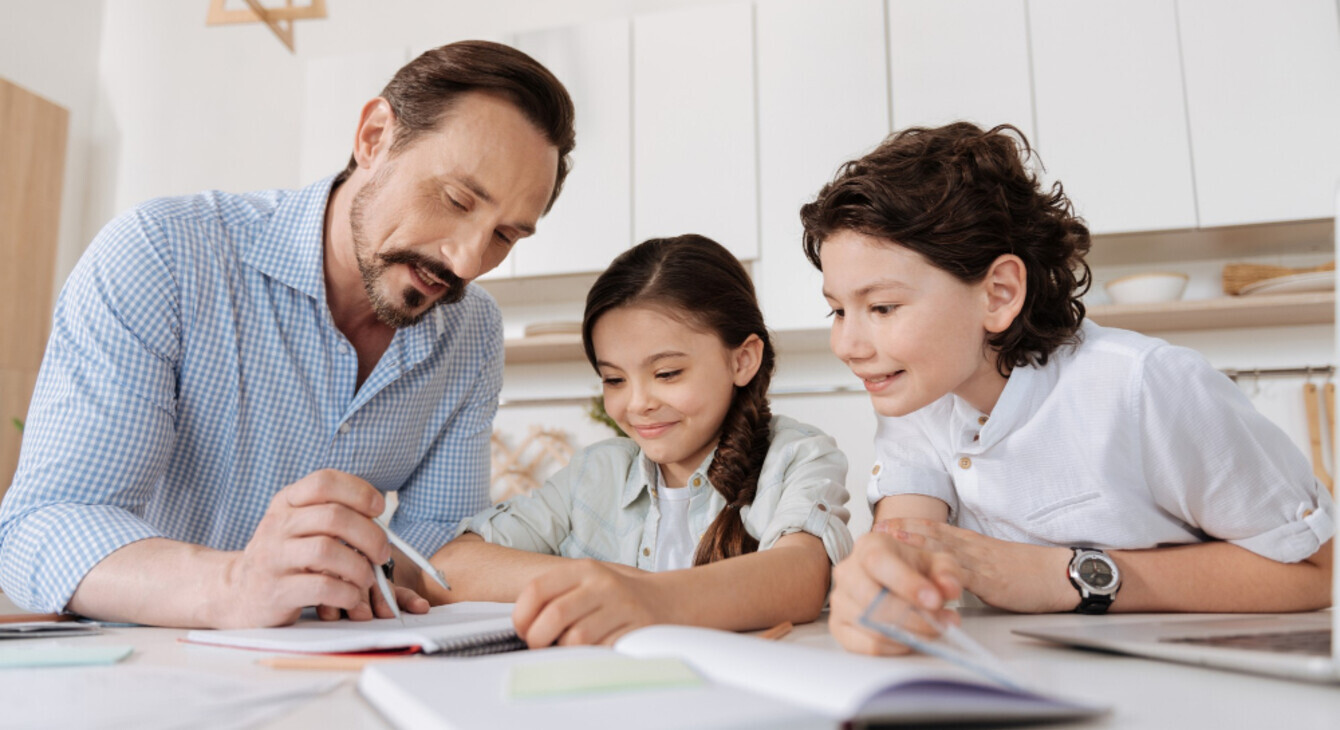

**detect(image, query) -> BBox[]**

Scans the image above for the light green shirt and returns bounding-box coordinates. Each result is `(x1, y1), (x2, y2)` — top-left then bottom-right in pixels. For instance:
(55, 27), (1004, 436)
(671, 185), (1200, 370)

(461, 415), (853, 569)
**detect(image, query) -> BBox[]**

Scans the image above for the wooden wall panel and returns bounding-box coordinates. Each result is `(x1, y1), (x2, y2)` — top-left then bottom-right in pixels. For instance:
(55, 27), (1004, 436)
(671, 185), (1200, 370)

(0, 78), (68, 499)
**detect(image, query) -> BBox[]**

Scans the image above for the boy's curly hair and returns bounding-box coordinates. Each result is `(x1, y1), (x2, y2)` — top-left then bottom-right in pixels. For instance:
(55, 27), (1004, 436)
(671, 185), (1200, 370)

(800, 122), (1092, 375)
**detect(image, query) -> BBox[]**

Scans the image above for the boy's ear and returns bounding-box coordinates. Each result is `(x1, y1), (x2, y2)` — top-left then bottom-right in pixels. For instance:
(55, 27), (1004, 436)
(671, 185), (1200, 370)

(731, 334), (765, 387)
(352, 97), (396, 171)
(982, 254), (1027, 334)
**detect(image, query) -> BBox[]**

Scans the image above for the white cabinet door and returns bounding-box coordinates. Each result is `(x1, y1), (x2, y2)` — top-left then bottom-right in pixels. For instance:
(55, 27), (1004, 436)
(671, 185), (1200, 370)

(300, 49), (411, 187)
(888, 0), (1034, 141)
(756, 0), (889, 332)
(512, 19), (632, 278)
(632, 2), (757, 260)
(1179, 0), (1340, 227)
(1029, 0), (1197, 234)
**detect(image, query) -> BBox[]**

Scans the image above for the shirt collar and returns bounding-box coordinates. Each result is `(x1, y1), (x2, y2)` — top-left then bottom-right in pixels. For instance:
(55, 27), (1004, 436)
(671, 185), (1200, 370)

(240, 175), (335, 300)
(621, 447), (716, 508)
(966, 324), (1090, 449)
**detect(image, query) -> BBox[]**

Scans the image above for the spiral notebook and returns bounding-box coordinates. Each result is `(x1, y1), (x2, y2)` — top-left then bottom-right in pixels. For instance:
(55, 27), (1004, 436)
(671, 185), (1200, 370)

(185, 602), (524, 656)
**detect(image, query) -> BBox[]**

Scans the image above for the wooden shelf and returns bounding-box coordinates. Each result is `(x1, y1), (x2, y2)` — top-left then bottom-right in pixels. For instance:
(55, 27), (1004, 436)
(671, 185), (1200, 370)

(504, 292), (1334, 364)
(1086, 291), (1334, 332)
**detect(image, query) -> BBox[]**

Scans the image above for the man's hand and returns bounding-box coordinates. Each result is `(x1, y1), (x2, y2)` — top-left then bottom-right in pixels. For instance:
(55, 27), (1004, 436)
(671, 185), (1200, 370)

(217, 469), (398, 628)
(876, 518), (1073, 613)
(828, 531), (964, 655)
(511, 560), (664, 648)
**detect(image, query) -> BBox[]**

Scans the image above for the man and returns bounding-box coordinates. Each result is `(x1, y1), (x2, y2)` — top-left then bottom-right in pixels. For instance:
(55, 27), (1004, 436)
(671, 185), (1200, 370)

(0, 41), (575, 629)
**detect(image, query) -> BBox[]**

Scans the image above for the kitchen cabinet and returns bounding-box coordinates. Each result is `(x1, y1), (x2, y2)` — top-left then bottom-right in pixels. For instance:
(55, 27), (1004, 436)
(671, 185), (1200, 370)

(632, 2), (758, 260)
(887, 0), (1034, 140)
(1, 78), (67, 497)
(1028, 0), (1197, 234)
(1178, 0), (1340, 227)
(513, 19), (632, 278)
(755, 0), (889, 331)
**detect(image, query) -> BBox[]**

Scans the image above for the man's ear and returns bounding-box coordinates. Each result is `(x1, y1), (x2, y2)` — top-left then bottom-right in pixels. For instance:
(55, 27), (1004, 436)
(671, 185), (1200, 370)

(731, 334), (765, 387)
(352, 98), (396, 171)
(982, 254), (1027, 334)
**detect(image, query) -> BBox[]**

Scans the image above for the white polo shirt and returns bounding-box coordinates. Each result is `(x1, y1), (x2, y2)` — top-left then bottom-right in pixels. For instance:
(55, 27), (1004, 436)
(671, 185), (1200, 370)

(867, 321), (1334, 563)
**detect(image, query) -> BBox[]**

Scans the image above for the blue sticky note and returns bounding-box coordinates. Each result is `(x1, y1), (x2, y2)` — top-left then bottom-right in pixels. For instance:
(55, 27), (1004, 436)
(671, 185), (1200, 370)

(0, 645), (133, 669)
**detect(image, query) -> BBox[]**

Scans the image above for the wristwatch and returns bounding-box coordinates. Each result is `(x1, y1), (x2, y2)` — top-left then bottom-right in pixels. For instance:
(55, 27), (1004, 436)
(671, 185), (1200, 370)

(1067, 547), (1121, 614)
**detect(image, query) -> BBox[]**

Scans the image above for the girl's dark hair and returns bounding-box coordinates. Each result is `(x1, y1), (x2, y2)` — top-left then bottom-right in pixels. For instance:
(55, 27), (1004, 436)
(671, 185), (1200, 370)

(800, 122), (1092, 375)
(582, 235), (776, 566)
(332, 40), (576, 213)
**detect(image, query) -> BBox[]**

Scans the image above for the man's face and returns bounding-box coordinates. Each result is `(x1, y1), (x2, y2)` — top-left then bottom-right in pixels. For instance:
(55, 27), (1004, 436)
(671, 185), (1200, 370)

(350, 92), (559, 328)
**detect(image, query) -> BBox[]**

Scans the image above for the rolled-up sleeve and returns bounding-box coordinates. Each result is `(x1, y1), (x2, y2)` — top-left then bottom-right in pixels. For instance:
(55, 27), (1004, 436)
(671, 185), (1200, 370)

(753, 421), (853, 565)
(1139, 345), (1335, 563)
(0, 211), (181, 611)
(457, 451), (586, 555)
(866, 415), (958, 520)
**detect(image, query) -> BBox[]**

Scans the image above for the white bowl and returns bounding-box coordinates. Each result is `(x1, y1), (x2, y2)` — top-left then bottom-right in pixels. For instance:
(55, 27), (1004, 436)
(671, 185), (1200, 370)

(1104, 272), (1189, 304)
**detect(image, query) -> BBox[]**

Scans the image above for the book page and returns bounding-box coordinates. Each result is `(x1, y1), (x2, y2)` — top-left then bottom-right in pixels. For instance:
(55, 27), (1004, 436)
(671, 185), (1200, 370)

(614, 625), (1007, 717)
(185, 602), (515, 654)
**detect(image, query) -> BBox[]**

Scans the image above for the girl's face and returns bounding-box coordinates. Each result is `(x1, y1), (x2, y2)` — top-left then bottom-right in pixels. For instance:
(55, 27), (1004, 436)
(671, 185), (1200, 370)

(820, 230), (1017, 417)
(591, 305), (760, 488)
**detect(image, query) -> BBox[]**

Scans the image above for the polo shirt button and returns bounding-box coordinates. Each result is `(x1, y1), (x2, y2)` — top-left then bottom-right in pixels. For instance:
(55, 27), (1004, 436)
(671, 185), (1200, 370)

(977, 416), (989, 425)
(692, 477), (702, 487)
(871, 464), (882, 476)
(816, 503), (828, 512)
(958, 456), (972, 469)
(339, 422), (351, 435)
(642, 547), (651, 557)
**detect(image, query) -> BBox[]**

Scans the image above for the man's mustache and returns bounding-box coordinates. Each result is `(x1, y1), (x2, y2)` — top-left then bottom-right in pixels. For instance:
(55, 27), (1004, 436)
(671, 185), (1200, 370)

(379, 251), (465, 293)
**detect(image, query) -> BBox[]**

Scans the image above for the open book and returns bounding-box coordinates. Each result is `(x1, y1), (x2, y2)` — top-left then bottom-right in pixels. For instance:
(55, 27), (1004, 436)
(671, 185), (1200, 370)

(359, 625), (1105, 729)
(185, 602), (523, 656)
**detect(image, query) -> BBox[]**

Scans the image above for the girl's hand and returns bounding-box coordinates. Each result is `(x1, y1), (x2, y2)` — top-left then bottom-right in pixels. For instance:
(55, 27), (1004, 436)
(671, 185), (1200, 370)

(876, 519), (1073, 613)
(512, 560), (664, 648)
(829, 531), (963, 655)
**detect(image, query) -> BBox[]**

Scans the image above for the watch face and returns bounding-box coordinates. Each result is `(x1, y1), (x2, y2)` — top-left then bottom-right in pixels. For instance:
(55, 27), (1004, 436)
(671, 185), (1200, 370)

(1079, 557), (1115, 588)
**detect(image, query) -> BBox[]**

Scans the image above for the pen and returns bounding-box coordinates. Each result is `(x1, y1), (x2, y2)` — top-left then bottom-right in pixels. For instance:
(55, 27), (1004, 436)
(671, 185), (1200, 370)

(374, 516), (451, 592)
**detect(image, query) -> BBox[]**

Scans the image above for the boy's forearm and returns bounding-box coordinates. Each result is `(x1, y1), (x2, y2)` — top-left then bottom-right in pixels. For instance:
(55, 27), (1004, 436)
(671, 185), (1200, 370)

(1104, 539), (1333, 613)
(648, 532), (833, 631)
(424, 533), (574, 604)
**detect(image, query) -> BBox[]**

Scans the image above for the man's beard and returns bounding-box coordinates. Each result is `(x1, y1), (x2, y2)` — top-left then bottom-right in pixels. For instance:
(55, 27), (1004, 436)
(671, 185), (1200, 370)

(349, 172), (468, 329)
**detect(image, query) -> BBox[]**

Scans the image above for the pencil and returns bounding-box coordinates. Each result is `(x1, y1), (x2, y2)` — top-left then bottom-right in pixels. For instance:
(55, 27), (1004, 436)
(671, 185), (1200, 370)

(759, 621), (793, 641)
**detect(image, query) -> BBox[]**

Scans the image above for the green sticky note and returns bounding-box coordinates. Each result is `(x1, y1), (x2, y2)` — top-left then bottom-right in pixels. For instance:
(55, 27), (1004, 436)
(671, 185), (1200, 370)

(508, 655), (704, 699)
(0, 645), (133, 669)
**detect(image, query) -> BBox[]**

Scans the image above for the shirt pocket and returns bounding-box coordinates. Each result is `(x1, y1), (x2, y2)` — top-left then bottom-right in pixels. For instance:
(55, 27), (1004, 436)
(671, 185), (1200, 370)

(1024, 490), (1103, 525)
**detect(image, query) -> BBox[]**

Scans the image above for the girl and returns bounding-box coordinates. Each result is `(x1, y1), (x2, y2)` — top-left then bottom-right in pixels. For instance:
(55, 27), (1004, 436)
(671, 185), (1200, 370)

(802, 122), (1334, 656)
(421, 234), (853, 647)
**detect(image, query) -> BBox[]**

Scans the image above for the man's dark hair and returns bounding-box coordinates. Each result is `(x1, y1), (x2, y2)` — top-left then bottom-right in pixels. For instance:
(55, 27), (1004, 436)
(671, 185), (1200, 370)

(800, 122), (1092, 375)
(332, 40), (576, 213)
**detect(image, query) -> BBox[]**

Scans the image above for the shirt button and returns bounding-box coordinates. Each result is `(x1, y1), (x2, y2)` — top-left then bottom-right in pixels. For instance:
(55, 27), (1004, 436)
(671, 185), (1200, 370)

(338, 344), (350, 355)
(692, 477), (703, 487)
(642, 547), (651, 557)
(978, 416), (989, 425)
(339, 422), (351, 435)
(958, 456), (972, 470)
(816, 503), (828, 512)
(871, 464), (882, 476)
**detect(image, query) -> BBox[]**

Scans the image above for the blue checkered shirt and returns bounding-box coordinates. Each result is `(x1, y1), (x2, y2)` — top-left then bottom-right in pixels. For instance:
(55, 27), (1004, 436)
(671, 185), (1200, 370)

(0, 177), (500, 612)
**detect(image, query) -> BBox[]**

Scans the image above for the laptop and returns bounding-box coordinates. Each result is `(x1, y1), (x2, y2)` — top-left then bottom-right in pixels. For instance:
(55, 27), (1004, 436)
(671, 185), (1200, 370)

(1015, 184), (1340, 684)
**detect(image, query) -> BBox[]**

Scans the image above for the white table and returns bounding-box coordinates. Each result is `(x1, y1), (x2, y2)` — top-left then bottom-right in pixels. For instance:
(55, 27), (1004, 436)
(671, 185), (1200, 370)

(4, 596), (1338, 729)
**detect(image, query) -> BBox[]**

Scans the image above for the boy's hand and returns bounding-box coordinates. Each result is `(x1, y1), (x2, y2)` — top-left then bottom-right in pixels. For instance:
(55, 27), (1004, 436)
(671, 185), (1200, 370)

(512, 560), (664, 647)
(829, 531), (963, 655)
(876, 519), (1073, 613)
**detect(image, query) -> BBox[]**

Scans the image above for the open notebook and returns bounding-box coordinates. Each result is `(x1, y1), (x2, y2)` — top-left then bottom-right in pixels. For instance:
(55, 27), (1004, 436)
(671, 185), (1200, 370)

(359, 625), (1104, 729)
(185, 602), (524, 655)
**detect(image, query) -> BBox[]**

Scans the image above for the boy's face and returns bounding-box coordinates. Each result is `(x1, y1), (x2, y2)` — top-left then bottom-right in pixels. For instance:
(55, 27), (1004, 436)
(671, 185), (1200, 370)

(820, 230), (1008, 417)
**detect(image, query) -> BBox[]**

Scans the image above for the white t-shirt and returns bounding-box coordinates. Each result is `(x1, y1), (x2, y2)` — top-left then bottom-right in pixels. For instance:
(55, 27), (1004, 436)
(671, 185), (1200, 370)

(867, 321), (1334, 563)
(654, 468), (695, 572)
